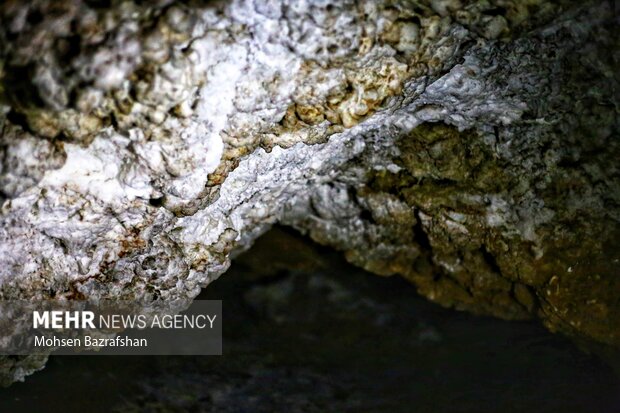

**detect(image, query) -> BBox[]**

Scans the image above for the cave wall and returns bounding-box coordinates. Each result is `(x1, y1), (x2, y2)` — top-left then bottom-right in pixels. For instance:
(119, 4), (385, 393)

(0, 0), (618, 384)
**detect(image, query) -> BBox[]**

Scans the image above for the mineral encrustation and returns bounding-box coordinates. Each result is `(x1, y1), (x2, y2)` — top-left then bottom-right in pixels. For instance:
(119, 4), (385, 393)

(0, 0), (618, 384)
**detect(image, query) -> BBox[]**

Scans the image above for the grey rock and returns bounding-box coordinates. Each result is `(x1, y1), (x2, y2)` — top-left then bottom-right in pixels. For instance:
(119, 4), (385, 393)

(0, 0), (617, 384)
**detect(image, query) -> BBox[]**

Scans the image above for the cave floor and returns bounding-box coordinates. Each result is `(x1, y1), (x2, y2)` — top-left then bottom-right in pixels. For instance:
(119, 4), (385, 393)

(0, 227), (618, 412)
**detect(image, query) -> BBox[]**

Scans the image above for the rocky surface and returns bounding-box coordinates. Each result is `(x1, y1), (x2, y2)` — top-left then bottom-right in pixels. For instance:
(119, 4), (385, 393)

(0, 228), (618, 412)
(0, 0), (618, 383)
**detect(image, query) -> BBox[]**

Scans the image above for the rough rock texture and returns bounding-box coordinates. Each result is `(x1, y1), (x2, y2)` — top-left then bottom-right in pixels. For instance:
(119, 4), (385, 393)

(0, 0), (618, 384)
(2, 228), (618, 412)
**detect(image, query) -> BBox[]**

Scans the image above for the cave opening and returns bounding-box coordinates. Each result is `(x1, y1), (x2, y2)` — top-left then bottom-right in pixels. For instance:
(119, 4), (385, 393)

(0, 227), (617, 412)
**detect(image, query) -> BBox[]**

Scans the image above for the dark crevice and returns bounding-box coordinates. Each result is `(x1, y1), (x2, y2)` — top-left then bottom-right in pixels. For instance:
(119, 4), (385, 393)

(359, 209), (375, 224)
(480, 245), (502, 275)
(2, 64), (45, 110)
(482, 7), (507, 16)
(5, 110), (34, 135)
(412, 209), (432, 252)
(148, 196), (165, 208)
